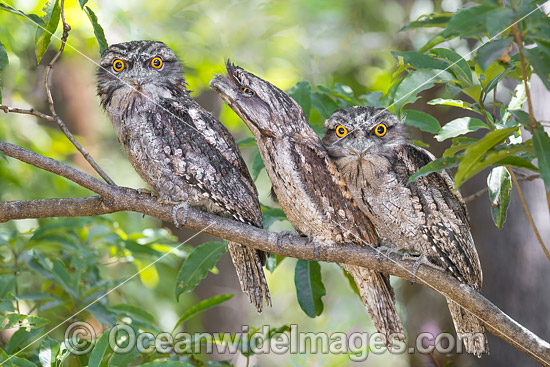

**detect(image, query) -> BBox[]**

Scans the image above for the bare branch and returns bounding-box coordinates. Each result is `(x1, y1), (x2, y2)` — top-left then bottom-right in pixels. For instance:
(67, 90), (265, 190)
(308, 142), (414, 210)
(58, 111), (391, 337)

(0, 105), (57, 122)
(39, 0), (115, 186)
(463, 174), (540, 203)
(0, 141), (549, 365)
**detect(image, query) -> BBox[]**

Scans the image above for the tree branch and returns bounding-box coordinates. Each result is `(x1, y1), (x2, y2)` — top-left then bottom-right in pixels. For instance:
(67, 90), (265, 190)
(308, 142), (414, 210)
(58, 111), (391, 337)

(0, 141), (549, 365)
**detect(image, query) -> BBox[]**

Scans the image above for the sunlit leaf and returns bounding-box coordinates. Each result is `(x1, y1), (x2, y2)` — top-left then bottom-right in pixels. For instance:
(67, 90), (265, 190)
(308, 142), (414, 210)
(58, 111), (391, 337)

(83, 6), (108, 55)
(35, 0), (61, 64)
(428, 98), (474, 111)
(172, 294), (233, 330)
(533, 127), (550, 193)
(39, 337), (60, 367)
(294, 260), (326, 318)
(0, 4), (44, 25)
(401, 13), (453, 30)
(10, 357), (38, 367)
(289, 81), (312, 119)
(435, 117), (488, 142)
(88, 332), (110, 367)
(175, 241), (227, 299)
(454, 127), (518, 188)
(0, 314), (49, 331)
(407, 156), (460, 184)
(487, 166), (512, 230)
(443, 137), (477, 157)
(403, 109), (440, 134)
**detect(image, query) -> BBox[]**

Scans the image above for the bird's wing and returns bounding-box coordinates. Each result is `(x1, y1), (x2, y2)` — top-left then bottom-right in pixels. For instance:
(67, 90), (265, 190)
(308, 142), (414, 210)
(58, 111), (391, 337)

(184, 97), (259, 199)
(400, 144), (482, 287)
(156, 97), (263, 228)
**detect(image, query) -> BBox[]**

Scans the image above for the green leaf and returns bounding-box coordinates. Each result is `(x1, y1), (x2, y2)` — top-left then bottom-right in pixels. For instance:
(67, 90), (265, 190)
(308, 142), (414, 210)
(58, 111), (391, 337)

(454, 127), (518, 188)
(435, 117), (489, 142)
(0, 275), (16, 298)
(78, 0), (89, 8)
(401, 13), (453, 31)
(0, 4), (44, 25)
(392, 69), (454, 113)
(486, 8), (514, 37)
(135, 363), (193, 367)
(403, 109), (440, 134)
(533, 127), (550, 193)
(83, 6), (108, 55)
(35, 0), (61, 64)
(294, 260), (326, 318)
(525, 46), (550, 90)
(443, 137), (477, 157)
(358, 91), (383, 107)
(109, 304), (157, 331)
(390, 51), (448, 70)
(172, 294), (233, 331)
(0, 314), (49, 331)
(11, 357), (38, 367)
(39, 337), (60, 367)
(237, 137), (256, 148)
(496, 156), (538, 172)
(311, 92), (339, 119)
(0, 348), (14, 367)
(88, 331), (110, 367)
(407, 156), (460, 184)
(419, 34), (447, 53)
(251, 150), (264, 181)
(0, 41), (8, 104)
(428, 98), (474, 111)
(442, 5), (494, 39)
(175, 241), (227, 299)
(6, 327), (44, 354)
(261, 205), (287, 228)
(487, 166), (512, 230)
(476, 38), (513, 70)
(318, 83), (361, 105)
(429, 48), (473, 85)
(289, 81), (312, 119)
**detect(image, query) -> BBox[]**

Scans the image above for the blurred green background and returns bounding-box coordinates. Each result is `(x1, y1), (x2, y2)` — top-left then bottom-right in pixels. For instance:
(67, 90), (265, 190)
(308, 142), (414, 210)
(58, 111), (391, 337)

(1, 0), (549, 366)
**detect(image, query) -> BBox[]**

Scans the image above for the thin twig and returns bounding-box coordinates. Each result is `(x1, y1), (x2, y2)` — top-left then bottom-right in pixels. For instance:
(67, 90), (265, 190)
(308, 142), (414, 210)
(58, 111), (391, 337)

(0, 105), (57, 122)
(41, 0), (115, 186)
(1, 141), (550, 365)
(464, 174), (540, 203)
(508, 167), (550, 262)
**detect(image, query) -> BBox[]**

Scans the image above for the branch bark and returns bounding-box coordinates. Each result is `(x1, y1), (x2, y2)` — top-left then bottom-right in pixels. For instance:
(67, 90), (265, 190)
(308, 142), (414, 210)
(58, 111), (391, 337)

(1, 140), (549, 365)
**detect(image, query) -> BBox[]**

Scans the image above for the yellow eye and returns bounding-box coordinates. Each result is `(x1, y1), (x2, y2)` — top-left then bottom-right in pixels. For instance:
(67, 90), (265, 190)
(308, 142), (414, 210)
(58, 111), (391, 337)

(241, 87), (254, 96)
(374, 123), (387, 137)
(335, 125), (348, 138)
(151, 57), (163, 69)
(112, 59), (125, 72)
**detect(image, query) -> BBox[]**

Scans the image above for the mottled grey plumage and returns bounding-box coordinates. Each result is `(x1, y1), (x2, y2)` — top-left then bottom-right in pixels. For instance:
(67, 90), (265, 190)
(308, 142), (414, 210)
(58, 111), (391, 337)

(96, 41), (270, 311)
(322, 106), (488, 356)
(210, 62), (404, 345)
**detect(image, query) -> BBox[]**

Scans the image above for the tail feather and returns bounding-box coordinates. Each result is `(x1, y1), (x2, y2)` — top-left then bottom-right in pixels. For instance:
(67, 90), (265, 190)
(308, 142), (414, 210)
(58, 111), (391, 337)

(342, 264), (404, 346)
(227, 241), (271, 312)
(447, 298), (489, 357)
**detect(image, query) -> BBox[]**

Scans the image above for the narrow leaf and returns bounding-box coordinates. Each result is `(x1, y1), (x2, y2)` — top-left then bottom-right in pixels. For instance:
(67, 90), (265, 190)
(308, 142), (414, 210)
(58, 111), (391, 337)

(428, 98), (474, 111)
(401, 13), (453, 31)
(0, 348), (14, 367)
(454, 127), (518, 188)
(429, 48), (473, 85)
(0, 4), (44, 25)
(435, 117), (489, 142)
(83, 6), (108, 55)
(11, 357), (38, 367)
(39, 337), (60, 367)
(487, 166), (512, 230)
(35, 0), (61, 64)
(294, 260), (326, 318)
(390, 51), (448, 70)
(525, 46), (550, 90)
(533, 127), (550, 193)
(403, 109), (440, 134)
(88, 332), (110, 367)
(237, 137), (256, 148)
(289, 81), (312, 119)
(173, 294), (233, 330)
(77, 0), (88, 8)
(407, 156), (460, 184)
(175, 241), (227, 299)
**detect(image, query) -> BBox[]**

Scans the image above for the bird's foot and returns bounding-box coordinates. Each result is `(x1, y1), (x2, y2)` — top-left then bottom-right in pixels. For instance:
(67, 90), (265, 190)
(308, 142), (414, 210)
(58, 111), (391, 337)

(172, 202), (190, 229)
(403, 255), (441, 284)
(375, 245), (399, 263)
(137, 188), (158, 198)
(276, 230), (295, 252)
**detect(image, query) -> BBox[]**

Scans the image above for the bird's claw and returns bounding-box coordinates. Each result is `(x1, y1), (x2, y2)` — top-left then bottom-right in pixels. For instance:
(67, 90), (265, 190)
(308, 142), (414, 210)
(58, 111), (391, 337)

(375, 245), (398, 263)
(172, 202), (189, 229)
(404, 255), (440, 284)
